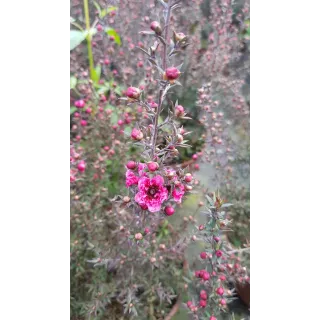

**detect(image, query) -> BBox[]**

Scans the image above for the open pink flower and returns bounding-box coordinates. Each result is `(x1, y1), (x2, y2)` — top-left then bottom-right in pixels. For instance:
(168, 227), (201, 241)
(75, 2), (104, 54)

(172, 184), (185, 203)
(126, 170), (139, 187)
(138, 163), (147, 176)
(135, 175), (168, 212)
(126, 163), (147, 187)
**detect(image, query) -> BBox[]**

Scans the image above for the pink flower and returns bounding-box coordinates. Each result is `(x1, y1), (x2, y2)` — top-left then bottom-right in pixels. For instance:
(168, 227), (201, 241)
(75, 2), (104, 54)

(172, 184), (185, 203)
(126, 170), (139, 187)
(125, 163), (147, 187)
(138, 163), (147, 176)
(135, 176), (168, 212)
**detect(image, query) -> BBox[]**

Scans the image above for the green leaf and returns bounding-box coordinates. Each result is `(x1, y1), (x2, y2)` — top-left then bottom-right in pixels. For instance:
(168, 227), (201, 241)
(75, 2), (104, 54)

(91, 65), (101, 83)
(70, 76), (77, 89)
(70, 30), (87, 50)
(114, 85), (123, 95)
(221, 203), (233, 208)
(105, 27), (122, 46)
(124, 126), (131, 135)
(205, 195), (214, 206)
(106, 6), (118, 14)
(110, 112), (118, 124)
(100, 9), (107, 18)
(70, 107), (77, 115)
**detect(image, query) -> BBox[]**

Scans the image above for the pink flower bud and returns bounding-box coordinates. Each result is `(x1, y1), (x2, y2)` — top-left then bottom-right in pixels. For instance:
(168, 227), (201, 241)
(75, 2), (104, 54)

(192, 154), (198, 160)
(104, 58), (110, 65)
(140, 203), (148, 210)
(220, 298), (227, 306)
(174, 31), (187, 42)
(150, 101), (158, 108)
(219, 275), (226, 281)
(200, 252), (207, 259)
(135, 233), (143, 240)
(126, 161), (137, 170)
(75, 100), (85, 108)
(165, 206), (175, 216)
(198, 224), (205, 231)
(131, 128), (143, 141)
(147, 162), (159, 172)
(164, 67), (180, 81)
(126, 87), (141, 100)
(213, 236), (220, 242)
(175, 105), (184, 117)
(216, 250), (223, 257)
(80, 120), (87, 127)
(210, 317), (217, 320)
(216, 287), (224, 296)
(144, 227), (150, 234)
(177, 134), (184, 143)
(187, 301), (193, 309)
(97, 24), (103, 32)
(202, 271), (210, 281)
(184, 173), (193, 182)
(200, 290), (207, 300)
(85, 108), (92, 114)
(199, 300), (207, 308)
(150, 21), (162, 34)
(77, 161), (86, 172)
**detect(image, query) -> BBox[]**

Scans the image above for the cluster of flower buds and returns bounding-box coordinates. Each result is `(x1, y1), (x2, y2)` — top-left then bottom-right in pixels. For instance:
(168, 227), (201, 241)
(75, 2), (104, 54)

(184, 193), (250, 317)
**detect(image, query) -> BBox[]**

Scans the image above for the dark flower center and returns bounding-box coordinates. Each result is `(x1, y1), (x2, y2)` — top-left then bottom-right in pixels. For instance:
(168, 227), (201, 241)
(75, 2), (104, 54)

(148, 187), (157, 196)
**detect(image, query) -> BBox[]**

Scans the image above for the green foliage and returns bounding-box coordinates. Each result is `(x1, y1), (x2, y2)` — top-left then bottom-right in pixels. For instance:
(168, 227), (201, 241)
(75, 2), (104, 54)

(70, 30), (87, 50)
(105, 28), (122, 46)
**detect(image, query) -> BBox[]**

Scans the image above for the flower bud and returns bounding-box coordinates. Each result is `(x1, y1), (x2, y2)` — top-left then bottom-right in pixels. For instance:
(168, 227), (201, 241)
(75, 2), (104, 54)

(131, 128), (144, 141)
(147, 162), (159, 172)
(216, 250), (223, 257)
(164, 67), (180, 82)
(77, 161), (86, 172)
(174, 31), (187, 42)
(184, 173), (193, 182)
(200, 290), (207, 300)
(177, 134), (184, 143)
(126, 87), (141, 100)
(200, 252), (207, 259)
(135, 233), (143, 240)
(75, 99), (85, 108)
(220, 298), (227, 306)
(175, 105), (185, 117)
(150, 21), (162, 35)
(199, 300), (207, 308)
(202, 271), (210, 281)
(165, 206), (175, 216)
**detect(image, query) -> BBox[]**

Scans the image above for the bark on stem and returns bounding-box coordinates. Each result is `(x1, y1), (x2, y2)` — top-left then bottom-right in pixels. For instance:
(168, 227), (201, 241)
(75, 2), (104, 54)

(151, 0), (172, 159)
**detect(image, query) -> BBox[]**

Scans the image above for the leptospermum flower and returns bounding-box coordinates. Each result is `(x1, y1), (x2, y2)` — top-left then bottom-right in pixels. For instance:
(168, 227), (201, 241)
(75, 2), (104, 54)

(134, 175), (168, 212)
(172, 184), (185, 203)
(125, 163), (147, 187)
